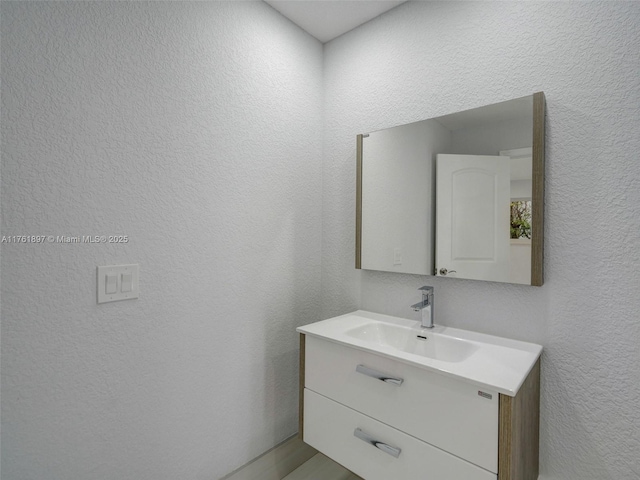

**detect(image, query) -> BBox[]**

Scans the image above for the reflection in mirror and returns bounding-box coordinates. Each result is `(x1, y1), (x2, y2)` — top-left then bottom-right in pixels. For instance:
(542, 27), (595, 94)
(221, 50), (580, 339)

(356, 93), (545, 285)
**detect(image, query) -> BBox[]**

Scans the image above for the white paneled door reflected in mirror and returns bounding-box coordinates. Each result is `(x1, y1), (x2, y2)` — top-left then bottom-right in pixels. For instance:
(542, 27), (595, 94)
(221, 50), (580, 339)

(356, 93), (545, 285)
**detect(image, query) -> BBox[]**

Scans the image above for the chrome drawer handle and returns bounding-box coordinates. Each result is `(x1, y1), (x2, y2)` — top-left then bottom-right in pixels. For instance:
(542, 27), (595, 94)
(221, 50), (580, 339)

(353, 428), (401, 458)
(356, 364), (404, 386)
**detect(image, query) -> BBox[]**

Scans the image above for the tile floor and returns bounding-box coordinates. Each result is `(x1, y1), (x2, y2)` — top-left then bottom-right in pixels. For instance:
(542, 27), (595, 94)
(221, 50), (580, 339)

(282, 453), (361, 480)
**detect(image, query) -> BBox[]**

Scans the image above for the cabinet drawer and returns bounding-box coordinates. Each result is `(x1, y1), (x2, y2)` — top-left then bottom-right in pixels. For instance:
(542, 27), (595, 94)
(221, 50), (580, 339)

(304, 389), (496, 480)
(305, 336), (499, 473)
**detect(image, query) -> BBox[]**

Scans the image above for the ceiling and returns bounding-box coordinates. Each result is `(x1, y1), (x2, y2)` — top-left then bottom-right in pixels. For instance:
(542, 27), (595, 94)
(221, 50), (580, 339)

(264, 1), (407, 43)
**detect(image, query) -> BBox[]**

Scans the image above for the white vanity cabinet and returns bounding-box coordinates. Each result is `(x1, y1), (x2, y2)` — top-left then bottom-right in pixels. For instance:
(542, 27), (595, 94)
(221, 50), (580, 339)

(306, 335), (499, 473)
(299, 323), (541, 480)
(304, 389), (495, 480)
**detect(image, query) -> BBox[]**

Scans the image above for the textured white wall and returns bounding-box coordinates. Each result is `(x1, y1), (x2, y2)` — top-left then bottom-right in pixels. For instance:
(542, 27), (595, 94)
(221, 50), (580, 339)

(322, 2), (640, 479)
(1, 2), (322, 479)
(4, 2), (640, 479)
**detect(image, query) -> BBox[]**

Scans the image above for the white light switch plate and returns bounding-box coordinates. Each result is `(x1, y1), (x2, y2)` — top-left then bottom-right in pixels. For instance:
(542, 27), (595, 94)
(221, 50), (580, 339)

(393, 247), (402, 265)
(97, 264), (139, 304)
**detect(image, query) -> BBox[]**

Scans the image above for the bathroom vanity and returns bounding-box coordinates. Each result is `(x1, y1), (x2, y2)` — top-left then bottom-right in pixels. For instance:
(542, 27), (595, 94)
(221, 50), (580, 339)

(297, 311), (542, 480)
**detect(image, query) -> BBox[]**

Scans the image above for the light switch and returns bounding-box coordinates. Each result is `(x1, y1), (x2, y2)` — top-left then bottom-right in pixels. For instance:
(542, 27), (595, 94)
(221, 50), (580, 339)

(105, 273), (117, 294)
(393, 247), (402, 265)
(121, 273), (132, 293)
(97, 264), (139, 304)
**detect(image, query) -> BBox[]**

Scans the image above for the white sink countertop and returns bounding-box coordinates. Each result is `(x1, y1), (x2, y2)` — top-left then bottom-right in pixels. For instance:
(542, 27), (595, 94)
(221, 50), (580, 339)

(297, 310), (543, 396)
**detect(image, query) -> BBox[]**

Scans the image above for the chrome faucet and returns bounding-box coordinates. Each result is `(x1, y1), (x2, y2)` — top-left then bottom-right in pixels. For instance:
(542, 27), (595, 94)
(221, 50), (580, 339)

(411, 286), (434, 328)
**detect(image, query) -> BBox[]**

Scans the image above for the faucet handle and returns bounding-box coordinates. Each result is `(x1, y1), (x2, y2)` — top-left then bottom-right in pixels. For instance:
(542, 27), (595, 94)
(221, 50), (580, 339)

(418, 286), (433, 303)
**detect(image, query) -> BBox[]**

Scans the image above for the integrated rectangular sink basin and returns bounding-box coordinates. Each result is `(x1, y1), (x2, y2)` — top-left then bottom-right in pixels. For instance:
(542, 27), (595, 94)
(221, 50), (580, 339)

(345, 322), (478, 363)
(297, 310), (543, 396)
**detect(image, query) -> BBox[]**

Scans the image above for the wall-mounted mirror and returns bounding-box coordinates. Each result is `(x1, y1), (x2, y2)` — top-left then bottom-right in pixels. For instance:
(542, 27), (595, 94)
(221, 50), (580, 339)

(356, 92), (545, 285)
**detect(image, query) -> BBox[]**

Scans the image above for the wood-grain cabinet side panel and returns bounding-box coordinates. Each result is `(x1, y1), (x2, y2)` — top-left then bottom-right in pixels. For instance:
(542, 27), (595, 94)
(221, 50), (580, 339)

(498, 359), (541, 480)
(299, 333), (306, 440)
